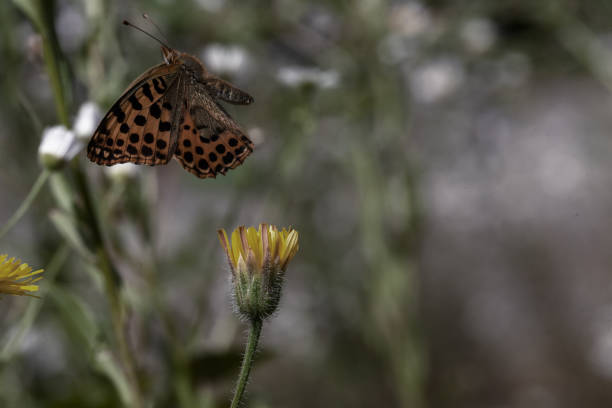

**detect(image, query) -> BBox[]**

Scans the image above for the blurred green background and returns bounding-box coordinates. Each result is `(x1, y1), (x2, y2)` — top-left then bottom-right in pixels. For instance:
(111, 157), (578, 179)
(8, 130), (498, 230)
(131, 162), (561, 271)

(2, 0), (612, 407)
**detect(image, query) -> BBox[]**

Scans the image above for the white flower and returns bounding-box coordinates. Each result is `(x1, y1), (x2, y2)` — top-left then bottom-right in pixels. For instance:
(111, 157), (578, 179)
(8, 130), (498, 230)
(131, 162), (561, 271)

(104, 162), (139, 180)
(201, 44), (249, 74)
(388, 2), (431, 38)
(410, 59), (464, 103)
(38, 125), (83, 170)
(73, 101), (102, 142)
(277, 67), (339, 89)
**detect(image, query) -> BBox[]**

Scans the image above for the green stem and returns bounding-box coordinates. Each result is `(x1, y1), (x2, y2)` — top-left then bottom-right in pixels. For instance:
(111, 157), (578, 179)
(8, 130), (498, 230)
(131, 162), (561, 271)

(230, 319), (263, 408)
(76, 162), (140, 408)
(97, 247), (141, 408)
(0, 170), (50, 240)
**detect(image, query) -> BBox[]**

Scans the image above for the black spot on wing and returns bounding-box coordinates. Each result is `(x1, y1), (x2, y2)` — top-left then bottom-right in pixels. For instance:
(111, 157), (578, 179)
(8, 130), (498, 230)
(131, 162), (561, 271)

(128, 95), (143, 110)
(134, 115), (146, 126)
(141, 83), (154, 102)
(112, 105), (126, 123)
(152, 78), (165, 94)
(223, 152), (234, 164)
(149, 103), (161, 119)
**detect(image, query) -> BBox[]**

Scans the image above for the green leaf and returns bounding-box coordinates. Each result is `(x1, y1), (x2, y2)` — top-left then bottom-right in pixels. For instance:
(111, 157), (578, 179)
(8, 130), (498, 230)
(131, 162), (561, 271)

(49, 209), (94, 260)
(94, 347), (136, 408)
(49, 173), (75, 214)
(11, 0), (43, 31)
(48, 283), (99, 351)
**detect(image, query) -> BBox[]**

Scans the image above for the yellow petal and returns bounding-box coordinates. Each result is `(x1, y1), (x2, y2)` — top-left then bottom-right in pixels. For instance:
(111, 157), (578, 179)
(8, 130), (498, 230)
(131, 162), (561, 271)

(231, 227), (246, 267)
(217, 229), (236, 267)
(279, 230), (299, 268)
(246, 226), (263, 267)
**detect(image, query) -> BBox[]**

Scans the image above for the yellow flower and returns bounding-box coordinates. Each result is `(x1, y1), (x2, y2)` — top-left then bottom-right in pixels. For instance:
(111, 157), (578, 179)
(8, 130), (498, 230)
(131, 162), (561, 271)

(218, 224), (299, 321)
(218, 224), (299, 275)
(0, 254), (44, 297)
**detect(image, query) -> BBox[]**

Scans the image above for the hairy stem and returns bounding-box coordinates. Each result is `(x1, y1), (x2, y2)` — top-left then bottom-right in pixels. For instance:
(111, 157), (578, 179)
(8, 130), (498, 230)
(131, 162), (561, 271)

(230, 318), (263, 408)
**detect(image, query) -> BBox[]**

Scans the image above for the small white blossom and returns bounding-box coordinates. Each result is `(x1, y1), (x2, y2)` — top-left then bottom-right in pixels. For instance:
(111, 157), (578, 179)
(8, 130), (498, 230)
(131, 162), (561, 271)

(388, 2), (431, 38)
(38, 125), (82, 170)
(55, 5), (87, 53)
(201, 44), (249, 74)
(73, 101), (102, 142)
(104, 162), (139, 180)
(247, 127), (264, 145)
(277, 67), (339, 89)
(410, 59), (464, 103)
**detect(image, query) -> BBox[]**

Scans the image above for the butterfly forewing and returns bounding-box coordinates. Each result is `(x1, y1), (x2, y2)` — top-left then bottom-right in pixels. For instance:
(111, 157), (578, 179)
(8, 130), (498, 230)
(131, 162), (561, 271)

(87, 65), (180, 165)
(174, 84), (253, 178)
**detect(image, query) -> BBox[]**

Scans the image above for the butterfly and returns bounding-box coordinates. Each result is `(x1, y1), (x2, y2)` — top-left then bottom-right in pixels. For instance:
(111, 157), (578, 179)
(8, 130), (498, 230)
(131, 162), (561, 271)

(87, 21), (254, 178)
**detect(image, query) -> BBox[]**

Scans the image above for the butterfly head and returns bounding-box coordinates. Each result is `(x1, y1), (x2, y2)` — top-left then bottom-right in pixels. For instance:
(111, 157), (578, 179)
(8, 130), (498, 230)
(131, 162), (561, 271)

(161, 45), (181, 65)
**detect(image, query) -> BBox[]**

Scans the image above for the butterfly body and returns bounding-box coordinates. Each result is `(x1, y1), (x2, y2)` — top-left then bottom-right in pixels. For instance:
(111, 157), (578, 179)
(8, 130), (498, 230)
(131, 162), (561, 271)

(87, 45), (254, 178)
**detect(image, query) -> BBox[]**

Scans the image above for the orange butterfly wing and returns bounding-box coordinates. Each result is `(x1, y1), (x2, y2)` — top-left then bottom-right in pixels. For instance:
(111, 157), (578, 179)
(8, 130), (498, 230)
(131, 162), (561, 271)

(174, 84), (253, 178)
(87, 64), (182, 166)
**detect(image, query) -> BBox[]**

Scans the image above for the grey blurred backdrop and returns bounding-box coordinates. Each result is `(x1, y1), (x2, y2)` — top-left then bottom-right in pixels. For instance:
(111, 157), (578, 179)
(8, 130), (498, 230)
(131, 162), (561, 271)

(1, 0), (612, 407)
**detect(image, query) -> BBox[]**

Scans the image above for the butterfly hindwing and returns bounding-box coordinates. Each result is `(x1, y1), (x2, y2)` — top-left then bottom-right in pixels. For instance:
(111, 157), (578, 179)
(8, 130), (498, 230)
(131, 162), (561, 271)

(173, 85), (253, 178)
(87, 65), (180, 166)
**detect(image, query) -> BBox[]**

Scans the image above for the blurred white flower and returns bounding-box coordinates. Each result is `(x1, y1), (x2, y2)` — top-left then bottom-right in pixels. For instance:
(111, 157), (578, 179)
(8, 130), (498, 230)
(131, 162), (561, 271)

(195, 0), (225, 12)
(410, 59), (464, 103)
(388, 2), (431, 38)
(38, 125), (82, 170)
(247, 127), (265, 145)
(201, 44), (249, 74)
(55, 5), (87, 53)
(379, 34), (419, 64)
(104, 162), (139, 180)
(277, 67), (339, 89)
(73, 101), (102, 142)
(460, 18), (497, 54)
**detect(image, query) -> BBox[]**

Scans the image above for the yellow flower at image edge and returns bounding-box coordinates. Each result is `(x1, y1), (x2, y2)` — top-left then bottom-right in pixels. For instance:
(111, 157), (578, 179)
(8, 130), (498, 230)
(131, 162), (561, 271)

(0, 254), (44, 297)
(218, 224), (299, 321)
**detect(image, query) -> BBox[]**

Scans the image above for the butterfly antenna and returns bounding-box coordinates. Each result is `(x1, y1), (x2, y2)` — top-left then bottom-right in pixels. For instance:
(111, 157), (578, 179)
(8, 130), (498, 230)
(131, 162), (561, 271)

(142, 13), (170, 45)
(123, 19), (171, 49)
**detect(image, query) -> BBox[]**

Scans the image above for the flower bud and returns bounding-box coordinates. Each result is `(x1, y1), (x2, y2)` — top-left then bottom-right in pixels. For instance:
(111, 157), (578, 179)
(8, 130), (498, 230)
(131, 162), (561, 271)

(38, 125), (82, 170)
(73, 101), (102, 142)
(104, 162), (139, 181)
(218, 224), (299, 321)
